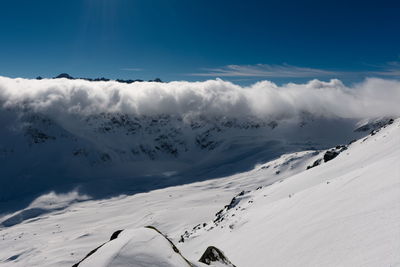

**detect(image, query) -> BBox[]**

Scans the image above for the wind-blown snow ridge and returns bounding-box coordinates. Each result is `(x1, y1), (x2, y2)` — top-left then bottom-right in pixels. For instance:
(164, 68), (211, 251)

(1, 76), (400, 119)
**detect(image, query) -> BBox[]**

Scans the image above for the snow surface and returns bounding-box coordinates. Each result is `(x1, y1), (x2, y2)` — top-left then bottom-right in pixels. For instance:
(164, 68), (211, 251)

(0, 119), (399, 266)
(180, 119), (400, 267)
(77, 227), (192, 267)
(0, 147), (321, 266)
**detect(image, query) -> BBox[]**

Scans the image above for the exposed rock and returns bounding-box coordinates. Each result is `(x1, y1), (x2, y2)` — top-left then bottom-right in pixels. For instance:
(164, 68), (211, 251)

(323, 150), (339, 162)
(199, 246), (236, 266)
(323, 145), (347, 163)
(307, 158), (322, 169)
(55, 73), (74, 79)
(25, 128), (56, 144)
(49, 74), (161, 84)
(109, 230), (123, 240)
(355, 118), (394, 133)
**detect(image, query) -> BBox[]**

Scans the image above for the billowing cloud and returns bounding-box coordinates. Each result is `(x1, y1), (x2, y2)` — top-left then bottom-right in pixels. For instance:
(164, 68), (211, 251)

(0, 76), (399, 120)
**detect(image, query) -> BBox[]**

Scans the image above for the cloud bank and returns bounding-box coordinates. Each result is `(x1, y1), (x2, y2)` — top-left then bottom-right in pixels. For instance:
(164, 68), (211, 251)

(0, 76), (399, 120)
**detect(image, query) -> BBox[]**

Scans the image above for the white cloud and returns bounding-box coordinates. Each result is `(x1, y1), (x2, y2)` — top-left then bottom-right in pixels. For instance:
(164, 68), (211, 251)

(189, 62), (400, 79)
(369, 61), (400, 76)
(190, 64), (339, 78)
(0, 76), (399, 120)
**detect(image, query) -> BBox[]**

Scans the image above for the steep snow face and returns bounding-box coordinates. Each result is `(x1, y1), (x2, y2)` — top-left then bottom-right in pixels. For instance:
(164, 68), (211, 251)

(180, 119), (400, 267)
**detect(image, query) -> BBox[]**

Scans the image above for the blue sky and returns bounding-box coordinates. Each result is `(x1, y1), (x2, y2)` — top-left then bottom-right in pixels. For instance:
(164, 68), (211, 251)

(0, 0), (399, 84)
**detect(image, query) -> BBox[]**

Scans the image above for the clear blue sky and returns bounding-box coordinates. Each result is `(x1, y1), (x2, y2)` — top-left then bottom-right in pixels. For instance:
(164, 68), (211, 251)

(0, 0), (399, 84)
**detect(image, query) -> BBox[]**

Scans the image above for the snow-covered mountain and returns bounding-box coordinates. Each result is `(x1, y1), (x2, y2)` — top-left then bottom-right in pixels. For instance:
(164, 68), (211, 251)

(0, 77), (399, 266)
(0, 105), (368, 204)
(0, 116), (398, 266)
(1, 77), (398, 203)
(179, 119), (400, 267)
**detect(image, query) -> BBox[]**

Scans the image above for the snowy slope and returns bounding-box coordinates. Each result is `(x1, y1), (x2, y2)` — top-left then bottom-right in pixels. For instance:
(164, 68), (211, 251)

(0, 119), (398, 266)
(180, 119), (400, 267)
(0, 146), (321, 266)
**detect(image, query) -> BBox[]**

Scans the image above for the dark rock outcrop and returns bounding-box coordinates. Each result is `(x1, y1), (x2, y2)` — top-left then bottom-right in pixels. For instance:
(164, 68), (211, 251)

(52, 73), (162, 84)
(55, 73), (74, 79)
(307, 158), (322, 169)
(323, 150), (340, 162)
(199, 246), (236, 266)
